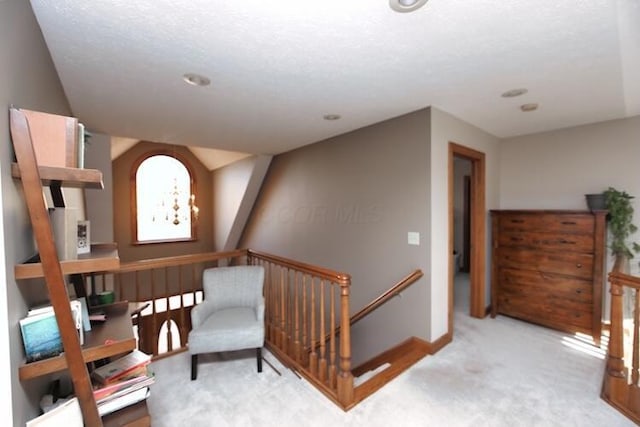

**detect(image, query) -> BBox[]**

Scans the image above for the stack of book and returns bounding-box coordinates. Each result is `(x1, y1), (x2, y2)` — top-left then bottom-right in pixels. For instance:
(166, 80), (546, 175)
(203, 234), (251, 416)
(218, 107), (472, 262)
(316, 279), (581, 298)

(91, 349), (154, 416)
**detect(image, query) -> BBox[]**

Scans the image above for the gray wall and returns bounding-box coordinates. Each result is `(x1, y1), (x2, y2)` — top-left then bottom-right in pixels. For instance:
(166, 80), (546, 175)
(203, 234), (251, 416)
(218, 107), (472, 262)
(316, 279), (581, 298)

(241, 109), (431, 365)
(500, 115), (640, 214)
(84, 133), (114, 243)
(0, 0), (74, 424)
(213, 156), (255, 250)
(212, 154), (272, 252)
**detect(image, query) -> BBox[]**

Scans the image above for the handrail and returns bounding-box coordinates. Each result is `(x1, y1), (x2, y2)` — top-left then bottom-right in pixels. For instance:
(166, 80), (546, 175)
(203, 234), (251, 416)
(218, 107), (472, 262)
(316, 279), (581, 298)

(350, 269), (423, 327)
(247, 249), (351, 284)
(609, 270), (640, 290)
(117, 249), (246, 273)
(329, 269), (423, 340)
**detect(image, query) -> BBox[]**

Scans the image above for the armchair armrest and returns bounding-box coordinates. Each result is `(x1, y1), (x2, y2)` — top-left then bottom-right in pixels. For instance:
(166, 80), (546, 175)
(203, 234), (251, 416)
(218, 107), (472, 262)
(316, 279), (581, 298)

(191, 300), (216, 329)
(255, 297), (265, 321)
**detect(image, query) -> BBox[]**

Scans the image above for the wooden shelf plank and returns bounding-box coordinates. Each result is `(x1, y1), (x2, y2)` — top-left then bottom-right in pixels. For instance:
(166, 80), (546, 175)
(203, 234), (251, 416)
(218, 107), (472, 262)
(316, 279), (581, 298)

(15, 243), (120, 279)
(11, 162), (104, 189)
(102, 400), (151, 427)
(19, 302), (136, 380)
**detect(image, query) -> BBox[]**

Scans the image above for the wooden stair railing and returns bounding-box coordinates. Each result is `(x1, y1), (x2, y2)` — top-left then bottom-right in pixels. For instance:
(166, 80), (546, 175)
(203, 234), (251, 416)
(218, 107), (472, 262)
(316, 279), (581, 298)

(93, 251), (423, 411)
(92, 249), (356, 408)
(602, 257), (640, 424)
(246, 250), (354, 408)
(329, 269), (423, 340)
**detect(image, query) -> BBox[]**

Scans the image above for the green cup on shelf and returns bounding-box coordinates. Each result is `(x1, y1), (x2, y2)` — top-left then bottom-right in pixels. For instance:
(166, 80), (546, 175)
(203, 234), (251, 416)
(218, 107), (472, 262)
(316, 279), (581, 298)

(97, 291), (115, 305)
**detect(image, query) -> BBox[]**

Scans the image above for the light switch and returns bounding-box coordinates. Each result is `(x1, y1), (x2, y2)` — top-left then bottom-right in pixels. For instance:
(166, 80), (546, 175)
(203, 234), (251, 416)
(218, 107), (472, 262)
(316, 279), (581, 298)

(408, 232), (420, 246)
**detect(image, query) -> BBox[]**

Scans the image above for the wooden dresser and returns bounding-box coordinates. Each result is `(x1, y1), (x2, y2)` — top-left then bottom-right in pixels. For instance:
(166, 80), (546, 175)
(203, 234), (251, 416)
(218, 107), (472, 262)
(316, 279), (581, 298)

(490, 210), (607, 343)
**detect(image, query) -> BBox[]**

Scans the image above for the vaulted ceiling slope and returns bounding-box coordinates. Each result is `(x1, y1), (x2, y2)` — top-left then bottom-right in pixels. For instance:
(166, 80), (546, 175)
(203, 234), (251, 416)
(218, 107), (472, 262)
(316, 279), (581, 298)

(30, 0), (640, 155)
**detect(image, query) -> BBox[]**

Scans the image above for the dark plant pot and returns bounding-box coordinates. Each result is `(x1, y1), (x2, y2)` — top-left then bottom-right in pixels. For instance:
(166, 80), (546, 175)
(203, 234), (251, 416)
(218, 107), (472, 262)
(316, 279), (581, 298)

(585, 193), (606, 212)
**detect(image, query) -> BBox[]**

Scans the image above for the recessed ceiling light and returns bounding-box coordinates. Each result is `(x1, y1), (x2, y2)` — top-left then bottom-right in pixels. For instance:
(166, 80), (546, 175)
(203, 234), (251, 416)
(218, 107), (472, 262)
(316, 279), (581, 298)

(389, 0), (429, 13)
(520, 103), (539, 112)
(183, 73), (210, 87)
(501, 88), (528, 98)
(323, 114), (341, 121)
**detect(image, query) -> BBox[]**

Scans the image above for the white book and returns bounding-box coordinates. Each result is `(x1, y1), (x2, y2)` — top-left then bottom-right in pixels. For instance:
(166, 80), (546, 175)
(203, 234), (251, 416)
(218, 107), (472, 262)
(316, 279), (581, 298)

(97, 386), (150, 416)
(77, 123), (85, 168)
(26, 397), (83, 427)
(49, 207), (78, 260)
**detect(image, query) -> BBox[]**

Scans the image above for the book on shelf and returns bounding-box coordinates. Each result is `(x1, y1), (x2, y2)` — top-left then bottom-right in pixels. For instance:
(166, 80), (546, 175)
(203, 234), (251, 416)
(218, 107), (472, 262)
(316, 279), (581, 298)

(93, 367), (155, 404)
(97, 386), (150, 417)
(19, 311), (62, 363)
(20, 108), (79, 168)
(91, 349), (152, 385)
(20, 300), (83, 362)
(88, 312), (107, 322)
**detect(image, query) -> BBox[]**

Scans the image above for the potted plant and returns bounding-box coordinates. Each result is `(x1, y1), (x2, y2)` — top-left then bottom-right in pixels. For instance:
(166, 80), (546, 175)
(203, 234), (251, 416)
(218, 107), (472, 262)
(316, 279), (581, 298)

(585, 192), (607, 211)
(604, 187), (640, 267)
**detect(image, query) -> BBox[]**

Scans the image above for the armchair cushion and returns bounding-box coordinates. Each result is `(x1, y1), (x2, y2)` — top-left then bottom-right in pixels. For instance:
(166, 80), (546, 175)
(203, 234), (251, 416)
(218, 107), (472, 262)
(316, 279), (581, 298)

(188, 307), (264, 354)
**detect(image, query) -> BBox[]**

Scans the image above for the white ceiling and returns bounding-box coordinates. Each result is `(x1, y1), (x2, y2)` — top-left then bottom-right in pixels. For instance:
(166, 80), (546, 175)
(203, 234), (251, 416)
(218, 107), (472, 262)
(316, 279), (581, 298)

(30, 0), (640, 156)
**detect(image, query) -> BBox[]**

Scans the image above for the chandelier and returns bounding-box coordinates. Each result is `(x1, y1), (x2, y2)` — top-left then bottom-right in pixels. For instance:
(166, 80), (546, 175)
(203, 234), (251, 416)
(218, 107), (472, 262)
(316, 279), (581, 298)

(153, 178), (199, 225)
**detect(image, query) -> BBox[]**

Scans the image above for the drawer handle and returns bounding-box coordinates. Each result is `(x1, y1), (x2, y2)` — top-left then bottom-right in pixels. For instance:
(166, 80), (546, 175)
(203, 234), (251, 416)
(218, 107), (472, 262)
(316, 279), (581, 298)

(559, 239), (576, 245)
(576, 263), (583, 268)
(510, 219), (525, 223)
(561, 221), (577, 225)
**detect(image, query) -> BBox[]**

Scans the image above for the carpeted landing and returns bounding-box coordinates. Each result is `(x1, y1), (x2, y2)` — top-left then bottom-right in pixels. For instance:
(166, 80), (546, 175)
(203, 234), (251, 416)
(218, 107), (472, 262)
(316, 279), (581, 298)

(147, 309), (633, 427)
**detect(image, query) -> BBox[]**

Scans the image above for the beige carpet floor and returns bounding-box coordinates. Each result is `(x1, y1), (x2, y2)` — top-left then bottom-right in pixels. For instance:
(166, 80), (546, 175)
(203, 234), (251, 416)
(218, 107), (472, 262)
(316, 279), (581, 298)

(146, 274), (634, 426)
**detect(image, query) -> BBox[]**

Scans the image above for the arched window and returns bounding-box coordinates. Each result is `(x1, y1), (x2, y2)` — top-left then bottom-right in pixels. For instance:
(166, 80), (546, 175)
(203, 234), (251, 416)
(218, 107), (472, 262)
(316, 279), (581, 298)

(132, 152), (199, 243)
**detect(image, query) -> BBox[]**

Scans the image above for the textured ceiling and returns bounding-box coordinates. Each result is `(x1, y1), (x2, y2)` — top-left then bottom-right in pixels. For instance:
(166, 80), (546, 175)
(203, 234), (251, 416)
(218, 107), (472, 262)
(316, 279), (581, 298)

(30, 0), (640, 155)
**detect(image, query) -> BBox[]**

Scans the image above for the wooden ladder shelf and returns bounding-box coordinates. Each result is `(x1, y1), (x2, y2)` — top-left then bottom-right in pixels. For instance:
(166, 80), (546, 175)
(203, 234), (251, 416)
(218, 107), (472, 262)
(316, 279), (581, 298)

(10, 108), (142, 426)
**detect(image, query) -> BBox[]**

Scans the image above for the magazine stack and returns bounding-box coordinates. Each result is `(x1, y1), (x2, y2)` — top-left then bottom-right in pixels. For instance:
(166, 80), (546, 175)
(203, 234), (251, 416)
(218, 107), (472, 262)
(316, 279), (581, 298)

(91, 349), (154, 416)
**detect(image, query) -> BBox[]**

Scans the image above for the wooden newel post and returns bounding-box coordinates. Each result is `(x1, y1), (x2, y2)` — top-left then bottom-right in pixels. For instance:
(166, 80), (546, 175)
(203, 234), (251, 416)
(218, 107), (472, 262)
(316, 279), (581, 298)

(336, 278), (354, 408)
(605, 272), (629, 403)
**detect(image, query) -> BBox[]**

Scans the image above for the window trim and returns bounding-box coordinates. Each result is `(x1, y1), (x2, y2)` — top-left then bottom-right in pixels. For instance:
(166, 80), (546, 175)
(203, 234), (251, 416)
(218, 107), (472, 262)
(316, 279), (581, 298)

(130, 149), (199, 245)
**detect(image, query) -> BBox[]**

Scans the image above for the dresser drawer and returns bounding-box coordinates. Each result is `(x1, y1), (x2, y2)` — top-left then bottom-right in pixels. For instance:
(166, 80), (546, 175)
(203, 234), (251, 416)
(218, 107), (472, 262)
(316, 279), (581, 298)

(497, 231), (594, 253)
(498, 213), (594, 234)
(496, 294), (593, 333)
(496, 248), (593, 280)
(498, 268), (593, 306)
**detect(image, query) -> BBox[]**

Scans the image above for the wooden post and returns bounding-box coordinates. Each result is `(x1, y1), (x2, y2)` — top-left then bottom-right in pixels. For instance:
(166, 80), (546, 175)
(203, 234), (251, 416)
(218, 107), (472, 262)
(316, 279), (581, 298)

(329, 283), (337, 388)
(605, 270), (629, 404)
(280, 267), (287, 350)
(318, 280), (327, 382)
(294, 272), (301, 362)
(309, 278), (318, 376)
(633, 289), (640, 387)
(336, 279), (354, 408)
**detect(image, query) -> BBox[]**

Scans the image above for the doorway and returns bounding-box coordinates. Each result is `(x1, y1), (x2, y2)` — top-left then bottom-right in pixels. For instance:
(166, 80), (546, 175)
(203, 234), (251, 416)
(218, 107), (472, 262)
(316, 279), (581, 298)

(448, 143), (486, 332)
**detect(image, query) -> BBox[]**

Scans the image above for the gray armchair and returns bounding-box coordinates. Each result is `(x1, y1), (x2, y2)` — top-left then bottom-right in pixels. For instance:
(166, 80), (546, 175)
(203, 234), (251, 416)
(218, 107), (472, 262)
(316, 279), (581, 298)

(188, 265), (265, 380)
